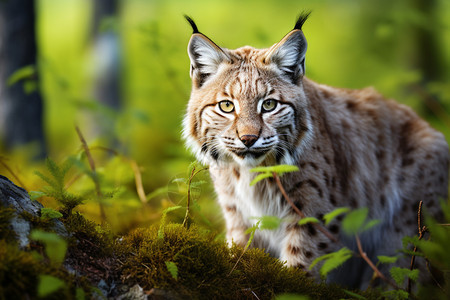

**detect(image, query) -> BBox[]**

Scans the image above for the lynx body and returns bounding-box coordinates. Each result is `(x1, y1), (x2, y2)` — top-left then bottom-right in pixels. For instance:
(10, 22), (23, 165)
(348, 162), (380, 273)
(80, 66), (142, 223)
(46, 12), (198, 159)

(182, 14), (449, 288)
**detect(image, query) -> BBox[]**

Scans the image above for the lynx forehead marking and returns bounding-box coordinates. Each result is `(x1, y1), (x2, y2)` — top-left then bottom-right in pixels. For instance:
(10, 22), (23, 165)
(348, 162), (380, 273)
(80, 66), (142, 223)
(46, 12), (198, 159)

(183, 14), (449, 288)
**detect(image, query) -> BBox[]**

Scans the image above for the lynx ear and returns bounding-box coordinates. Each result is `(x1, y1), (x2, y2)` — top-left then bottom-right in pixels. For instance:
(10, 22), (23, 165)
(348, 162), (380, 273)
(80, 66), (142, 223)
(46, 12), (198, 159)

(265, 12), (310, 84)
(185, 16), (229, 88)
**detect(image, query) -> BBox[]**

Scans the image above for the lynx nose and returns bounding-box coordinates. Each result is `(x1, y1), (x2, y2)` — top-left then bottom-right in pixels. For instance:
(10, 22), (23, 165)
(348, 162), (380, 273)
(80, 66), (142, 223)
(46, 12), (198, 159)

(240, 135), (258, 148)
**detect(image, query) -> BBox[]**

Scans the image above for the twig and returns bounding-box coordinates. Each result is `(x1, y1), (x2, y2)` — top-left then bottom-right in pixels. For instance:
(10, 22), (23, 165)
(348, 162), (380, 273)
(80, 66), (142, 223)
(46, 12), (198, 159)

(355, 234), (399, 290)
(272, 172), (338, 243)
(130, 160), (147, 203)
(182, 167), (196, 228)
(228, 221), (260, 277)
(408, 201), (427, 293)
(229, 248), (246, 277)
(75, 125), (106, 222)
(250, 290), (261, 300)
(88, 146), (147, 204)
(271, 170), (413, 294)
(182, 165), (207, 228)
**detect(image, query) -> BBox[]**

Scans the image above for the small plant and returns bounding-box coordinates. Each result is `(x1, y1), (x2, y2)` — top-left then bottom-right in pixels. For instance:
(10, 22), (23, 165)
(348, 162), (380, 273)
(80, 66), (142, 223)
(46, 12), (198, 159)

(158, 205), (182, 239)
(34, 158), (83, 215)
(182, 162), (208, 228)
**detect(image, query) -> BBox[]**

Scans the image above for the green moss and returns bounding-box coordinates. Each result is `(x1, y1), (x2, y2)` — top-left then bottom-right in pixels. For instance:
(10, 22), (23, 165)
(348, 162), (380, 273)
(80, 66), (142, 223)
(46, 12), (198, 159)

(63, 212), (115, 258)
(120, 224), (375, 299)
(0, 203), (381, 299)
(0, 240), (39, 298)
(120, 224), (235, 298)
(0, 239), (91, 300)
(0, 205), (17, 243)
(19, 210), (54, 231)
(0, 207), (98, 299)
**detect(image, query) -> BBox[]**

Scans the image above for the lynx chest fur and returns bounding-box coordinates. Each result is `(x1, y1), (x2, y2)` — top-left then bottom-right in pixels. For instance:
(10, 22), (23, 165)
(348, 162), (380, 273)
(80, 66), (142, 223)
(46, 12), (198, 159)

(182, 14), (449, 288)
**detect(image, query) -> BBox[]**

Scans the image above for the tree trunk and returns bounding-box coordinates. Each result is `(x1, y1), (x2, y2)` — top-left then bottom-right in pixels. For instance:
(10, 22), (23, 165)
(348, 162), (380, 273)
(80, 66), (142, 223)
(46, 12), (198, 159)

(90, 0), (122, 146)
(0, 0), (46, 158)
(409, 0), (445, 117)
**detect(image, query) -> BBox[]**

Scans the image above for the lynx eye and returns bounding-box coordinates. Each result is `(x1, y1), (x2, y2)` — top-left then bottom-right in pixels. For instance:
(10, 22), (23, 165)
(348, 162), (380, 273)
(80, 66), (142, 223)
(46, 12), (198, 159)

(218, 100), (235, 113)
(262, 99), (278, 113)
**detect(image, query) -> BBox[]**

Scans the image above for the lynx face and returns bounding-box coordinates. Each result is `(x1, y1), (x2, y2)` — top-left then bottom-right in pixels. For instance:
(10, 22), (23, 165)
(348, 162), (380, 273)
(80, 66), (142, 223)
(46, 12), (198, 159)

(183, 15), (311, 167)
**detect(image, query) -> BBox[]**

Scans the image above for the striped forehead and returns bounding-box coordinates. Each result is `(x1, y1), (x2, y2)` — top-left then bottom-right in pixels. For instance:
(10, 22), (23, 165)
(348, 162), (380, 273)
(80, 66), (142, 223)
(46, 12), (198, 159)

(223, 64), (272, 101)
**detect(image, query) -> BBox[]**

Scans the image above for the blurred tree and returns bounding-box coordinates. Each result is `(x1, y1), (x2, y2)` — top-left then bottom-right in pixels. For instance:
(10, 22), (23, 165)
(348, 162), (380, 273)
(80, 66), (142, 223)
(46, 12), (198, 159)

(90, 0), (122, 146)
(0, 0), (45, 158)
(357, 0), (447, 118)
(408, 0), (446, 117)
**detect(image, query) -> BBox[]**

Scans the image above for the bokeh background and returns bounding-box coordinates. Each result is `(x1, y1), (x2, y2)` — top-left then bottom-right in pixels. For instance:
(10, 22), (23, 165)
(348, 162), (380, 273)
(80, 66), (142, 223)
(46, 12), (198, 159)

(0, 0), (449, 234)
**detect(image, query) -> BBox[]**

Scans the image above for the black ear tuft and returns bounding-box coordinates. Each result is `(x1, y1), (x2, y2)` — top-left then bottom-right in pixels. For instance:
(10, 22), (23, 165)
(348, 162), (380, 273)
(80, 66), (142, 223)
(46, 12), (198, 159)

(293, 11), (311, 30)
(184, 15), (200, 34)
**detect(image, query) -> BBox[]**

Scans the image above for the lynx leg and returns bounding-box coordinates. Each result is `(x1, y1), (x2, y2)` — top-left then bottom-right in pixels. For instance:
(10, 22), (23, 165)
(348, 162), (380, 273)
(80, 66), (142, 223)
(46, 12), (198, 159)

(281, 223), (311, 269)
(221, 204), (248, 247)
(281, 221), (333, 273)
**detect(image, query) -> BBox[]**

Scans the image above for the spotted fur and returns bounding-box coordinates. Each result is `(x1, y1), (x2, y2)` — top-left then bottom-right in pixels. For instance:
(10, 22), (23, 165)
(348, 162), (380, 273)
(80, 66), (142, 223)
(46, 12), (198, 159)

(182, 14), (449, 288)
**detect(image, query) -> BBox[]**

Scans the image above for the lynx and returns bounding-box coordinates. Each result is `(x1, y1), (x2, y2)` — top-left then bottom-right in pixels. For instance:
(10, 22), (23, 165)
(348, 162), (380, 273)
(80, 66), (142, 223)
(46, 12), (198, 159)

(182, 13), (449, 288)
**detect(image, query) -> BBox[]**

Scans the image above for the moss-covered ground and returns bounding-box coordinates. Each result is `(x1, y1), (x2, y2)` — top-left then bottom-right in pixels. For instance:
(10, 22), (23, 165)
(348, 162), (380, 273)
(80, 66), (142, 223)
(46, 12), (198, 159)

(0, 202), (381, 299)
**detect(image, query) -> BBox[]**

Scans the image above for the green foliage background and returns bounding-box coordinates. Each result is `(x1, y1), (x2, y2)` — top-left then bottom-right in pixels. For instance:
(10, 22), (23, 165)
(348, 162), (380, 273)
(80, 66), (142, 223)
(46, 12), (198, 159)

(1, 0), (449, 233)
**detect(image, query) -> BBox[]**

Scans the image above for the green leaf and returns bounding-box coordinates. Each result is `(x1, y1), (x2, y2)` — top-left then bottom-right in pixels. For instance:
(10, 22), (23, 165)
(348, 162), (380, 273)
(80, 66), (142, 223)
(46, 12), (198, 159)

(343, 290), (367, 300)
(309, 247), (353, 278)
(34, 170), (57, 189)
(342, 207), (368, 236)
(190, 180), (207, 188)
(7, 65), (36, 86)
(298, 217), (319, 226)
(389, 267), (419, 286)
(323, 207), (350, 225)
(250, 165), (299, 175)
(362, 219), (381, 232)
(29, 191), (45, 201)
(23, 80), (38, 94)
(172, 178), (187, 184)
(76, 287), (85, 300)
(158, 206), (182, 239)
(40, 207), (63, 220)
(37, 275), (65, 297)
(400, 249), (425, 258)
(30, 230), (67, 265)
(244, 221), (260, 250)
(165, 261), (178, 280)
(146, 186), (169, 201)
(377, 255), (398, 264)
(381, 290), (409, 300)
(275, 294), (310, 300)
(256, 216), (282, 230)
(250, 173), (273, 186)
(402, 235), (420, 249)
(162, 205), (182, 214)
(245, 222), (260, 235)
(319, 248), (353, 277)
